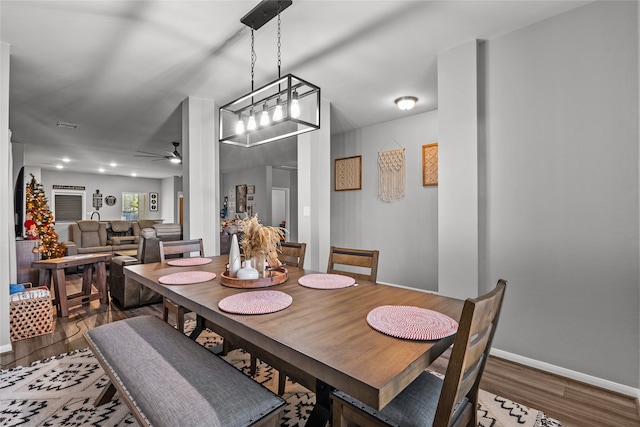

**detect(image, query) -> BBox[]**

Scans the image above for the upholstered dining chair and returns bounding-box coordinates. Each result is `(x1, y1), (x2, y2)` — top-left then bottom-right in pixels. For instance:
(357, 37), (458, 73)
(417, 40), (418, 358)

(331, 279), (507, 427)
(327, 246), (380, 283)
(159, 239), (205, 333)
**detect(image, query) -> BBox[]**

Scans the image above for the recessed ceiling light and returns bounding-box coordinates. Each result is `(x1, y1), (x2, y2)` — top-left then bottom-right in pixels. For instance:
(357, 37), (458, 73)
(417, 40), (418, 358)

(62, 157), (70, 163)
(394, 96), (418, 111)
(98, 168), (105, 173)
(131, 172), (137, 177)
(56, 121), (78, 129)
(55, 164), (63, 169)
(110, 162), (117, 167)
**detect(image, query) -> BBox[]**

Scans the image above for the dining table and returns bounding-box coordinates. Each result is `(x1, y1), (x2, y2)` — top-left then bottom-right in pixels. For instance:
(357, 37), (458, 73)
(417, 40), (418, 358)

(124, 255), (464, 426)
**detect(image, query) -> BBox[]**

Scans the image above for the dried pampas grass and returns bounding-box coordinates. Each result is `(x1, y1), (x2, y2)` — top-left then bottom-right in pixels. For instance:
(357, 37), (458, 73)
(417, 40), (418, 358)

(240, 215), (285, 264)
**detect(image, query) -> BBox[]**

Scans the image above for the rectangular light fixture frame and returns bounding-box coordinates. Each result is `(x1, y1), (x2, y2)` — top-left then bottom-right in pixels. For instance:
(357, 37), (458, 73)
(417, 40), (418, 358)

(219, 73), (320, 148)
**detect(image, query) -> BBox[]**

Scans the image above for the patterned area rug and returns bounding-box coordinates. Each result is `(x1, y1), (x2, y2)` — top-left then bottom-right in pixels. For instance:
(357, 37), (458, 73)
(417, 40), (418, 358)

(0, 324), (561, 427)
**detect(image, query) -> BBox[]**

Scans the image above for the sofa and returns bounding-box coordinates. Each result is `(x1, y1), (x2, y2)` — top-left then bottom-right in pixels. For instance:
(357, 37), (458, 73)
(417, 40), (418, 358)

(109, 224), (183, 308)
(64, 219), (163, 256)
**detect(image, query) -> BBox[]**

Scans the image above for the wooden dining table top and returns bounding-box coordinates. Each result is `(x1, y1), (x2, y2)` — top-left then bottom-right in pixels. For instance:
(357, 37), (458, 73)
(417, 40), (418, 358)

(124, 255), (464, 410)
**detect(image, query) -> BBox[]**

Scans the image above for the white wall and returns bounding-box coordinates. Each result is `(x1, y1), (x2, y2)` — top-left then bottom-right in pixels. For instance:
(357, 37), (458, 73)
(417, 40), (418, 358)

(481, 1), (639, 388)
(0, 42), (14, 353)
(331, 110), (439, 291)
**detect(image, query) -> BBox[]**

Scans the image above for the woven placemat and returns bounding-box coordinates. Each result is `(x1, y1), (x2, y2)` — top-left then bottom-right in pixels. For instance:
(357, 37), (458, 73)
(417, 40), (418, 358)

(367, 305), (458, 340)
(167, 257), (212, 267)
(298, 273), (355, 289)
(219, 290), (293, 315)
(158, 271), (217, 285)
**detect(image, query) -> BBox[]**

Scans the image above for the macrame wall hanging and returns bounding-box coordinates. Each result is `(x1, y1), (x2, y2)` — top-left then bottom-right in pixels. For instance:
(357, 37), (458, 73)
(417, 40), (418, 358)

(378, 147), (406, 202)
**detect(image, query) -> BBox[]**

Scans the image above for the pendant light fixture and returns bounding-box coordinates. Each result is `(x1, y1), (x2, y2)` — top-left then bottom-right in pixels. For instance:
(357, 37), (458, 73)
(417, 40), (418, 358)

(219, 0), (320, 148)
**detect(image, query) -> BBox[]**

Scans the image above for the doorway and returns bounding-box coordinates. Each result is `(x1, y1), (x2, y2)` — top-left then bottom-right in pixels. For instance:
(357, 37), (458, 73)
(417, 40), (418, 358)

(271, 187), (289, 238)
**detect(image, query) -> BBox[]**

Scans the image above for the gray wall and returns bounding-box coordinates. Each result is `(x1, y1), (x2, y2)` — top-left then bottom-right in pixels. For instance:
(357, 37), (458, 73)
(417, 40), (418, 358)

(40, 169), (164, 241)
(222, 166), (298, 241)
(331, 111), (439, 291)
(329, 0), (639, 391)
(481, 0), (639, 388)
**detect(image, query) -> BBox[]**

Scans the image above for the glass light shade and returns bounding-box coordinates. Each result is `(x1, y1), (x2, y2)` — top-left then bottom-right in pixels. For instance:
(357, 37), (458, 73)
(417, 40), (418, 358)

(395, 96), (418, 111)
(272, 98), (283, 121)
(220, 74), (320, 148)
(247, 110), (257, 131)
(290, 91), (301, 118)
(170, 157), (181, 164)
(235, 115), (245, 134)
(260, 103), (271, 126)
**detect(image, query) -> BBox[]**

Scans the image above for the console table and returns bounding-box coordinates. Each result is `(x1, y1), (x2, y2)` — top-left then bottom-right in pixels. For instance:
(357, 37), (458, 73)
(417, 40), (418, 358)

(32, 253), (111, 317)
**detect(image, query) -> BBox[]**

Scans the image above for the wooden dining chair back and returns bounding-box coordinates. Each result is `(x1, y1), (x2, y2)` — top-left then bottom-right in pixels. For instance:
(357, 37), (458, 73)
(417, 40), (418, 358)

(159, 239), (204, 261)
(327, 246), (379, 283)
(331, 279), (507, 427)
(278, 242), (307, 268)
(159, 239), (204, 333)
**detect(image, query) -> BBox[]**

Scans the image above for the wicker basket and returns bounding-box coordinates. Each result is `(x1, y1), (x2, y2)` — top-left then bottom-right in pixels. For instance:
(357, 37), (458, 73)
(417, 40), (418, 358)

(10, 287), (53, 341)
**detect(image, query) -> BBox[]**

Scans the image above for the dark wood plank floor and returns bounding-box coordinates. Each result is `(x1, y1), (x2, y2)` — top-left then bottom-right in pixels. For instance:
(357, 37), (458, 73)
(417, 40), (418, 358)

(2, 283), (638, 427)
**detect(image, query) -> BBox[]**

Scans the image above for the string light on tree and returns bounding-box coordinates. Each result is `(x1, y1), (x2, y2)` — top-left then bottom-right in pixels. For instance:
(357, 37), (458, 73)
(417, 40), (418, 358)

(25, 174), (65, 259)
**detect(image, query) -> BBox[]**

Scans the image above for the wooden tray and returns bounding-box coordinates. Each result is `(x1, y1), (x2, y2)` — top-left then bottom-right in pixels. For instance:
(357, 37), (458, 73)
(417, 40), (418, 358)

(220, 268), (288, 288)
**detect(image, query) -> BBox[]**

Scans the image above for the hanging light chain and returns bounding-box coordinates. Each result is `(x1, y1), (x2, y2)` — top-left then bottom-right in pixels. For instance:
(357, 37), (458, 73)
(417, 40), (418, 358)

(250, 29), (256, 91)
(277, 1), (282, 78)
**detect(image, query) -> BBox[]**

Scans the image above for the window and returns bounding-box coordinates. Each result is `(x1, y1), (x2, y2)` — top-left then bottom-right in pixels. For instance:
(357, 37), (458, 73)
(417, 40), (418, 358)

(52, 191), (85, 222)
(121, 192), (148, 220)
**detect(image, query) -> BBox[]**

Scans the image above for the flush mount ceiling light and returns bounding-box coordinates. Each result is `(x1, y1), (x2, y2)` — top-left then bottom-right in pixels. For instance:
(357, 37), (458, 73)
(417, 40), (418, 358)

(394, 96), (418, 111)
(219, 0), (320, 148)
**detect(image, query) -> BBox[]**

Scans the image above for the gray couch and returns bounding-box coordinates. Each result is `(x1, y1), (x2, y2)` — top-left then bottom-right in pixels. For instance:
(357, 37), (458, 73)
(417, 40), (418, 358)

(109, 224), (183, 308)
(65, 219), (163, 255)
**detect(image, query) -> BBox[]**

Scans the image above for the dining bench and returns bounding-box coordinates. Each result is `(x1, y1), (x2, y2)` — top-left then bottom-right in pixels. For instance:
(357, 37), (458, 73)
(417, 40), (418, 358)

(84, 315), (285, 427)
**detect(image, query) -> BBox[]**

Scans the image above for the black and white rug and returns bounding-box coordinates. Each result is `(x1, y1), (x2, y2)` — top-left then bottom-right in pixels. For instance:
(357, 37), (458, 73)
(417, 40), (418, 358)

(0, 326), (561, 427)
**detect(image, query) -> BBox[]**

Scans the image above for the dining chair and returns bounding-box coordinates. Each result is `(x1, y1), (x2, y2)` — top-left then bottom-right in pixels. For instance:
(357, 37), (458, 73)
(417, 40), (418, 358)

(159, 239), (204, 333)
(278, 241), (307, 268)
(331, 279), (507, 427)
(327, 246), (380, 283)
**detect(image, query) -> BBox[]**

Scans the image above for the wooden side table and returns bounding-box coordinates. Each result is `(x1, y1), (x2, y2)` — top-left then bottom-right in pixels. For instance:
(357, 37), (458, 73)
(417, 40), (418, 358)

(32, 253), (111, 317)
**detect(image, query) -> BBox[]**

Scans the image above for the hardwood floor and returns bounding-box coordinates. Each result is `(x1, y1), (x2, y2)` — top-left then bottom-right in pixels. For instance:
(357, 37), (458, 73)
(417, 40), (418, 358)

(2, 283), (639, 427)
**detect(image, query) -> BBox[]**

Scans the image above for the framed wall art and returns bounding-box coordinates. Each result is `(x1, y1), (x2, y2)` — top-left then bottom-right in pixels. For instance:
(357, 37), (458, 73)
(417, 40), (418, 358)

(334, 155), (362, 191)
(149, 192), (159, 211)
(247, 185), (255, 195)
(422, 143), (438, 186)
(236, 184), (247, 213)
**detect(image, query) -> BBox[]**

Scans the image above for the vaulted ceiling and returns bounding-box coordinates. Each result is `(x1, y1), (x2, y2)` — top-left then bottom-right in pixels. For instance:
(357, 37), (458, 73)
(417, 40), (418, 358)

(1, 0), (590, 178)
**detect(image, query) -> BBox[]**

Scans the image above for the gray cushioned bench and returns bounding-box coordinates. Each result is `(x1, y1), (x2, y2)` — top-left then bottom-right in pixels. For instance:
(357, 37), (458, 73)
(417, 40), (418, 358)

(85, 316), (285, 427)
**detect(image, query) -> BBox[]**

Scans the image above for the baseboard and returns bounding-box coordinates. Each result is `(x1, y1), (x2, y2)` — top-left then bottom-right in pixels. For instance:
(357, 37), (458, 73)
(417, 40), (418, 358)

(491, 348), (640, 399)
(0, 342), (13, 354)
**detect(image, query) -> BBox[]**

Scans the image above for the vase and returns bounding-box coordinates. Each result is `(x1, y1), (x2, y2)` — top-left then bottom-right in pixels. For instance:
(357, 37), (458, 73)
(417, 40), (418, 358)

(228, 234), (242, 277)
(237, 258), (259, 280)
(253, 257), (267, 278)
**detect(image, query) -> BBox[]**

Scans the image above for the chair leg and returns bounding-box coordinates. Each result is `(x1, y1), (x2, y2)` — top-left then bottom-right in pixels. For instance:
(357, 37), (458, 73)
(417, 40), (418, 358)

(176, 305), (185, 333)
(162, 298), (170, 323)
(278, 371), (287, 395)
(250, 355), (257, 375)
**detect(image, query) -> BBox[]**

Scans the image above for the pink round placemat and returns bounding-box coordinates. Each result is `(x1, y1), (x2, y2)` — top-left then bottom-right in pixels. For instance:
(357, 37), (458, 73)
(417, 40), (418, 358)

(158, 271), (216, 285)
(167, 257), (212, 267)
(298, 273), (355, 289)
(367, 305), (459, 340)
(219, 290), (293, 315)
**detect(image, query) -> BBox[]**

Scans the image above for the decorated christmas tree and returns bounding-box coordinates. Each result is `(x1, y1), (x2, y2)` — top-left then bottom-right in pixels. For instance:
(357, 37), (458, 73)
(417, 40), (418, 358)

(25, 174), (65, 259)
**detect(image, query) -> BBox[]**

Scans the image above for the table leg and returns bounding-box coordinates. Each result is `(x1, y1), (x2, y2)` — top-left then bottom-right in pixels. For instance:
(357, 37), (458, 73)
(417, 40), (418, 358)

(305, 379), (333, 427)
(189, 315), (206, 341)
(95, 261), (108, 304)
(53, 269), (69, 317)
(82, 264), (94, 297)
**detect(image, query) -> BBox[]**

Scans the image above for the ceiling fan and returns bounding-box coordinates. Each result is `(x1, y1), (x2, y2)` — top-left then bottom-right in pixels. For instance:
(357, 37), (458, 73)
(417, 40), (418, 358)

(135, 141), (182, 164)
